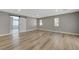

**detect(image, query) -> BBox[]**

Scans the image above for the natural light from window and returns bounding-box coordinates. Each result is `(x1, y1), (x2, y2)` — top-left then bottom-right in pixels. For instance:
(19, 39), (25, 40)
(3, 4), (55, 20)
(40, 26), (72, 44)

(40, 19), (43, 26)
(54, 18), (59, 27)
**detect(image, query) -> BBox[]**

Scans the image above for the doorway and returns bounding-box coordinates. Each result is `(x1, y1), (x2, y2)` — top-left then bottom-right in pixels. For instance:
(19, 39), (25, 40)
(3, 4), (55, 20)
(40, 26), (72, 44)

(10, 16), (20, 33)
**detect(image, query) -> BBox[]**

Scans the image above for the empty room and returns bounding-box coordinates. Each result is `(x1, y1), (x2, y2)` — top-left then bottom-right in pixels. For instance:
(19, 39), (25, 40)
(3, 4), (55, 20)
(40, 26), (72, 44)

(0, 9), (79, 50)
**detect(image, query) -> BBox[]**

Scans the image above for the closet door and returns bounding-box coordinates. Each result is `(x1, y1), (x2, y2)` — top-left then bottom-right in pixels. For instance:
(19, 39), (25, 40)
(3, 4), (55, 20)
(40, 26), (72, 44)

(19, 17), (26, 32)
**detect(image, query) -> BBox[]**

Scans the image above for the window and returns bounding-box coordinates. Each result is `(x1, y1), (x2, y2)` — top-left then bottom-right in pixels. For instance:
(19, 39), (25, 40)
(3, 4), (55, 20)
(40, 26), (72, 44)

(54, 18), (59, 27)
(40, 19), (43, 26)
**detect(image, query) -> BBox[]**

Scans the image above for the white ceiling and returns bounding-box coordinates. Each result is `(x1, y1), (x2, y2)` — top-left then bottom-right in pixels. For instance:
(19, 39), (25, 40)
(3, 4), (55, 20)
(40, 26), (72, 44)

(0, 9), (79, 18)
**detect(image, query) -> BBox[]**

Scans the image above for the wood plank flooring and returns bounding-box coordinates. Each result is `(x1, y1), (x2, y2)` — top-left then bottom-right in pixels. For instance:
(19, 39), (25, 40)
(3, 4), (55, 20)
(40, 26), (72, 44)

(0, 30), (79, 50)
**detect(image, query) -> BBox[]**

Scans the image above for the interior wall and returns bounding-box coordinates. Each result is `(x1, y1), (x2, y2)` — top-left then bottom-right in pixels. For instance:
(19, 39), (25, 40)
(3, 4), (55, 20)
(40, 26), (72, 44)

(26, 17), (37, 31)
(19, 17), (27, 32)
(0, 11), (79, 35)
(37, 19), (40, 30)
(0, 12), (10, 35)
(38, 12), (79, 34)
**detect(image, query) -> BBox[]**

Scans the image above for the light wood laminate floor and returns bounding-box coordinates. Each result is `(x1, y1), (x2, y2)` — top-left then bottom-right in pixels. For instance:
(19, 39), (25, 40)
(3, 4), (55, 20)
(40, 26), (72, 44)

(0, 30), (79, 50)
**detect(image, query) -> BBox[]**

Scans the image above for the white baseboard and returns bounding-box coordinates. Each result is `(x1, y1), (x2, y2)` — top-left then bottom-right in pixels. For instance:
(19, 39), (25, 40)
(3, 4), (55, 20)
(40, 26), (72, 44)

(39, 28), (79, 36)
(0, 29), (37, 36)
(26, 29), (37, 32)
(0, 33), (11, 36)
(1, 28), (79, 36)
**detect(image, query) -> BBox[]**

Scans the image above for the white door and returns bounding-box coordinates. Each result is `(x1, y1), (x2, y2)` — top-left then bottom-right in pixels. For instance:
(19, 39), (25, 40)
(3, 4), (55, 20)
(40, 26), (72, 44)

(19, 17), (26, 32)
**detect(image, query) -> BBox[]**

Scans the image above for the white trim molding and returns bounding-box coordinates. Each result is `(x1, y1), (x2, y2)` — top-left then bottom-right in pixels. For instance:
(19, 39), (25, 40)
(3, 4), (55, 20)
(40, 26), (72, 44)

(39, 28), (79, 36)
(0, 33), (11, 36)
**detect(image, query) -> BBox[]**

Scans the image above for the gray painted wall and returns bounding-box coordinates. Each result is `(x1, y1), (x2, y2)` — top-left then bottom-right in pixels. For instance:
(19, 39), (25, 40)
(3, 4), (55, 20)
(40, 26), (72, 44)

(38, 12), (79, 34)
(0, 12), (10, 35)
(26, 17), (37, 31)
(0, 11), (79, 35)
